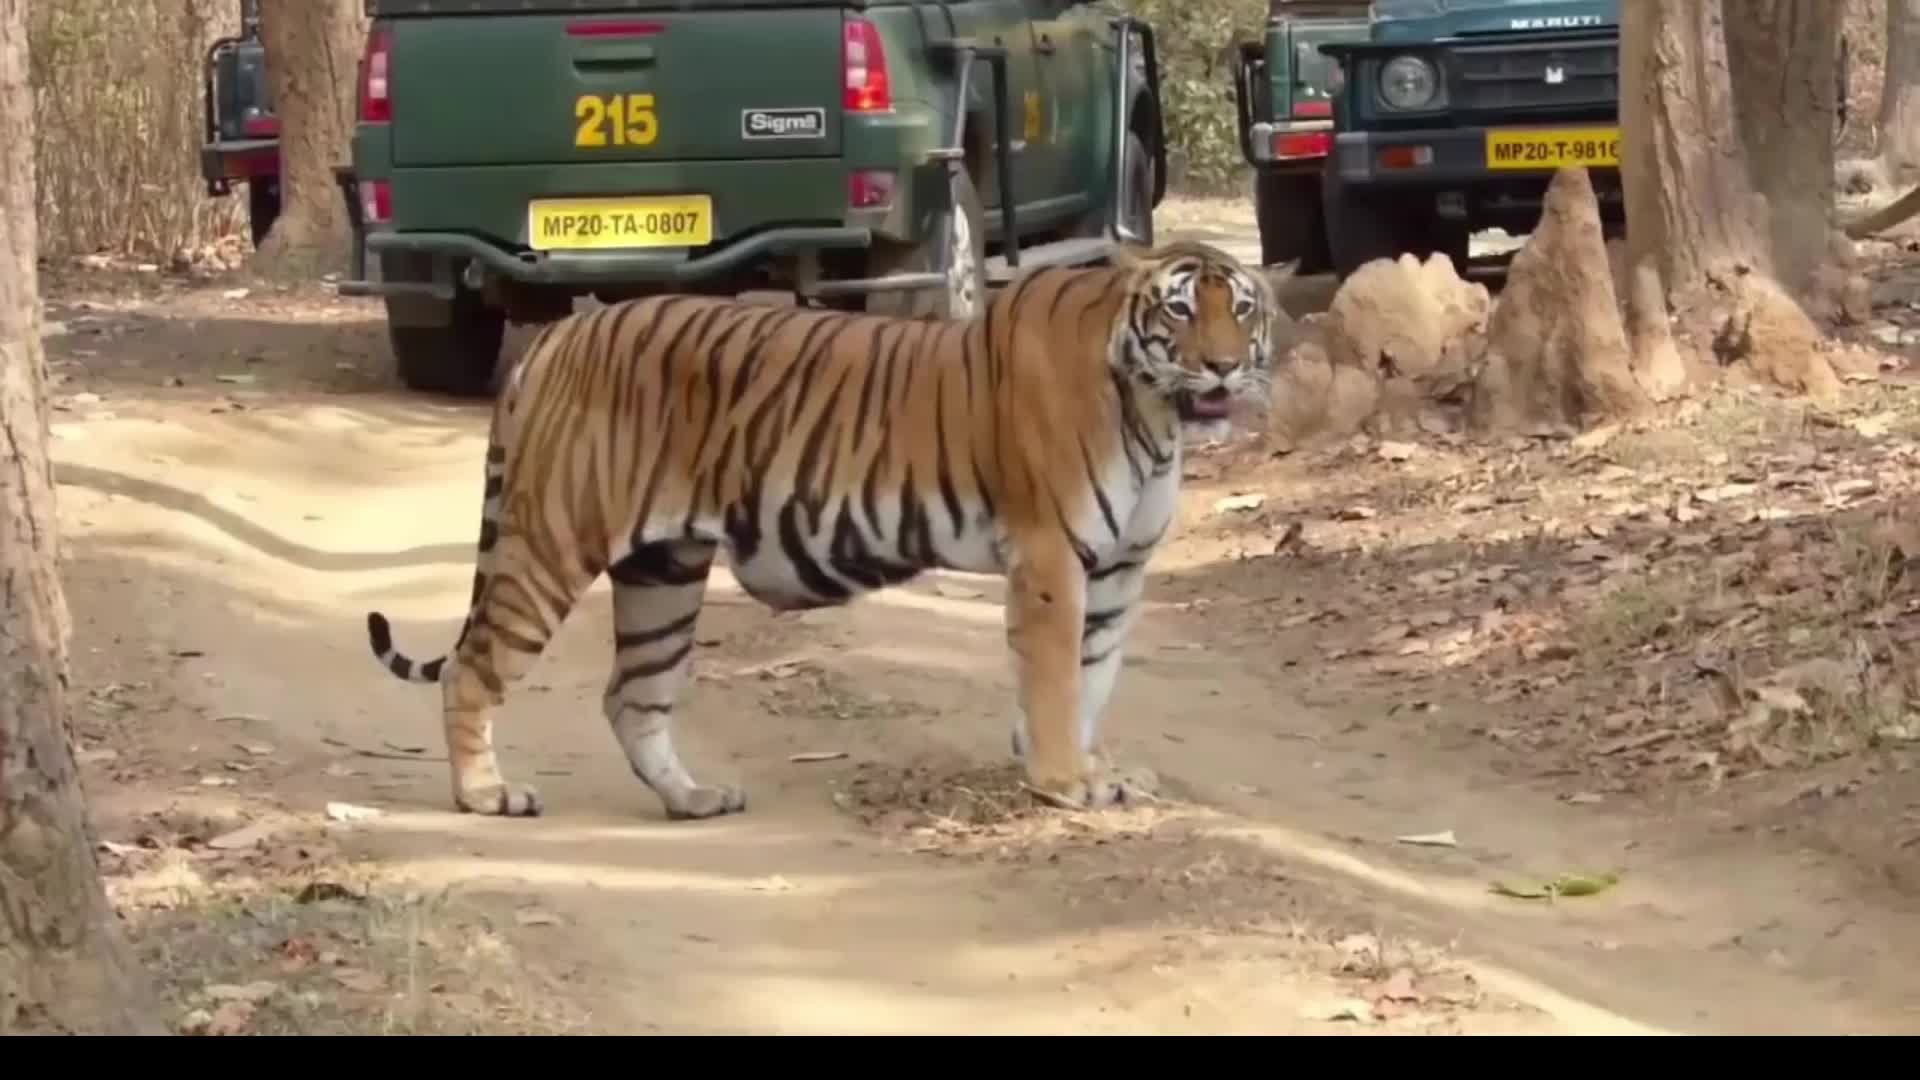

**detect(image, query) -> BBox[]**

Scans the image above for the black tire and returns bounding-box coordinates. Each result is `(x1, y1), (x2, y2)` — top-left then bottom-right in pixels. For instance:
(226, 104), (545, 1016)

(1321, 165), (1408, 279)
(1253, 170), (1329, 274)
(864, 169), (988, 321)
(384, 285), (505, 398)
(1427, 220), (1471, 278)
(247, 178), (281, 249)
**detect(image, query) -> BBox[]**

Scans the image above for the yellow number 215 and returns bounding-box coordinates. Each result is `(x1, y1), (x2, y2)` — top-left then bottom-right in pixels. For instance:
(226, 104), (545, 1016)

(575, 93), (658, 149)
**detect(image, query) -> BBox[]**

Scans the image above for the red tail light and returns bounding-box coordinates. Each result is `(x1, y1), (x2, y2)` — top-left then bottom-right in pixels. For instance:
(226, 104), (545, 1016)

(1293, 100), (1332, 118)
(359, 28), (392, 123)
(842, 17), (891, 113)
(359, 180), (393, 224)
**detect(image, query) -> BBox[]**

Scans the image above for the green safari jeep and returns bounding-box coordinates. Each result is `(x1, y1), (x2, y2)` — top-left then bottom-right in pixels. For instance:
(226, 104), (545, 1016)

(1315, 0), (1621, 279)
(337, 0), (1168, 396)
(1230, 0), (1370, 275)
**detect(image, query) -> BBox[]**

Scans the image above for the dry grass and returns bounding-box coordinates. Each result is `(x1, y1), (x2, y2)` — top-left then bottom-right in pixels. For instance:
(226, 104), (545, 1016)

(29, 0), (246, 259)
(830, 757), (1192, 858)
(101, 809), (589, 1036)
(1170, 366), (1920, 796)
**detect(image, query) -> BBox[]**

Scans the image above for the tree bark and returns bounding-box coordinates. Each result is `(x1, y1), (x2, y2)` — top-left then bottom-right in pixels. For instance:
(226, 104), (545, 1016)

(1880, 0), (1920, 179)
(1619, 0), (1839, 400)
(0, 0), (164, 1036)
(252, 0), (369, 278)
(1620, 0), (1768, 304)
(1724, 0), (1840, 298)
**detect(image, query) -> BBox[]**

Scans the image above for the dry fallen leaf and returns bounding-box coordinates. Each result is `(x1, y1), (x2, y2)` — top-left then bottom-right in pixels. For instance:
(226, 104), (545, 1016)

(1374, 968), (1425, 1003)
(331, 968), (387, 993)
(1301, 998), (1377, 1023)
(748, 874), (796, 893)
(514, 906), (563, 927)
(179, 1000), (255, 1036)
(203, 980), (279, 1004)
(324, 801), (382, 823)
(788, 750), (849, 763)
(1395, 829), (1458, 848)
(206, 820), (280, 851)
(1212, 493), (1265, 514)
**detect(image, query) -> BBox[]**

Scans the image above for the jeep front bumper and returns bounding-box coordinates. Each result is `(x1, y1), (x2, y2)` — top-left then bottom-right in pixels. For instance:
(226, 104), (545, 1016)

(1330, 124), (1620, 189)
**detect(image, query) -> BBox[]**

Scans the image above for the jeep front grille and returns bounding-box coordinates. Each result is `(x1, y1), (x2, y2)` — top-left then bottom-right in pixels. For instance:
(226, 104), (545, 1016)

(1448, 39), (1618, 112)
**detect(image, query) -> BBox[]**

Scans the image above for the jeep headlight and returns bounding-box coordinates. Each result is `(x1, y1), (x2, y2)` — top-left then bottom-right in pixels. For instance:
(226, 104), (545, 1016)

(1378, 54), (1439, 110)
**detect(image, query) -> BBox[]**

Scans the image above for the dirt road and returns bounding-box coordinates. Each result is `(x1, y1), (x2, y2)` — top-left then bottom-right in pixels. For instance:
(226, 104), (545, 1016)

(40, 226), (1920, 1035)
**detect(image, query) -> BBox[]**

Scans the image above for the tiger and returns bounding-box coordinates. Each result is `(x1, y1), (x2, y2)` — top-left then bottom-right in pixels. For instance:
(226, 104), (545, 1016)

(364, 240), (1300, 822)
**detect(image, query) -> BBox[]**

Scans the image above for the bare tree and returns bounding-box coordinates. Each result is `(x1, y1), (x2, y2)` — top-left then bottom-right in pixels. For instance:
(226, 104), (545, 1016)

(0, 0), (164, 1035)
(1724, 0), (1842, 297)
(1620, 0), (1845, 398)
(1881, 0), (1920, 178)
(252, 0), (369, 277)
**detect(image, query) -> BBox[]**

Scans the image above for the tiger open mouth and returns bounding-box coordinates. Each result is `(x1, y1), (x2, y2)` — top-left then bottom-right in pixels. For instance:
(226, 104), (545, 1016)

(1178, 387), (1232, 421)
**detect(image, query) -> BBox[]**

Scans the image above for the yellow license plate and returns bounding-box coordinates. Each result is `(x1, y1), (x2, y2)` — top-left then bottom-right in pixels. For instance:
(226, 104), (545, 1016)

(1485, 127), (1620, 170)
(526, 195), (713, 251)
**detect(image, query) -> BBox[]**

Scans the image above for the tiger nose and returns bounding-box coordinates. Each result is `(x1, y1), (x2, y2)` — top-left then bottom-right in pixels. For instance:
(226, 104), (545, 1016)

(1203, 357), (1237, 376)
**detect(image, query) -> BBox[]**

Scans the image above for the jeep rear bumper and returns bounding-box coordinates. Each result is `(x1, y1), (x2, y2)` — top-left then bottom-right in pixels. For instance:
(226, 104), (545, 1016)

(336, 225), (877, 300)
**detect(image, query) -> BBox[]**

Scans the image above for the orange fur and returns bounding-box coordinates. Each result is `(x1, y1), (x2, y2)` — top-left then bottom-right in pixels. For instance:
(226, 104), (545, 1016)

(365, 242), (1296, 819)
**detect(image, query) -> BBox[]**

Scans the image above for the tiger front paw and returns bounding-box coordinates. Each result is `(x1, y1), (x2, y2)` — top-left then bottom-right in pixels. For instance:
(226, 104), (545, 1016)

(456, 780), (544, 817)
(1023, 763), (1159, 811)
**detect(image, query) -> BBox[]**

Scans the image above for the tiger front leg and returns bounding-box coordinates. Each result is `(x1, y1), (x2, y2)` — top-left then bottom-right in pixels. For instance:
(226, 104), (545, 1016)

(1005, 538), (1148, 811)
(1074, 557), (1158, 802)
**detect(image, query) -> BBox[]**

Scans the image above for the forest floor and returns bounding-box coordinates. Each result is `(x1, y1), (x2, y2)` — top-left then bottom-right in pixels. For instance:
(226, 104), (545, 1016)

(35, 198), (1920, 1034)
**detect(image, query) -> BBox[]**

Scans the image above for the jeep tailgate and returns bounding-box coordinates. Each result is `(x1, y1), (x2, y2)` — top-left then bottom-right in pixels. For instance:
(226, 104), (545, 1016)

(385, 8), (846, 167)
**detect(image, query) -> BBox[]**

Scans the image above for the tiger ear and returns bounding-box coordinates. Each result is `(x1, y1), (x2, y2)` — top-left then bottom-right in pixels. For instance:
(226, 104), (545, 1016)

(1261, 258), (1302, 296)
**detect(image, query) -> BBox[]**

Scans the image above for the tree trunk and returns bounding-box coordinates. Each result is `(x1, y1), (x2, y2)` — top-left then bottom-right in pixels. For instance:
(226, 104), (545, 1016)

(252, 0), (369, 278)
(1724, 0), (1840, 298)
(1880, 0), (1920, 179)
(1621, 0), (1768, 303)
(0, 0), (164, 1036)
(1619, 0), (1839, 400)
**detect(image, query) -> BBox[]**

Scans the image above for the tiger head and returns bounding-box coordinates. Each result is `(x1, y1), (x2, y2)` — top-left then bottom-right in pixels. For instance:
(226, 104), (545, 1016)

(1113, 242), (1299, 435)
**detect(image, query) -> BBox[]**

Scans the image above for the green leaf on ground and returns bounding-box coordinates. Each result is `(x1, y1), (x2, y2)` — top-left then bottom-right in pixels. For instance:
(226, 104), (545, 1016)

(1489, 871), (1620, 900)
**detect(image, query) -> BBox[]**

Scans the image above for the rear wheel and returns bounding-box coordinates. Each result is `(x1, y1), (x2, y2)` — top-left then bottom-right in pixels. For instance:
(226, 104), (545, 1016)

(379, 254), (505, 398)
(1253, 169), (1329, 273)
(1322, 167), (1407, 278)
(1322, 167), (1468, 279)
(865, 170), (988, 321)
(246, 178), (281, 249)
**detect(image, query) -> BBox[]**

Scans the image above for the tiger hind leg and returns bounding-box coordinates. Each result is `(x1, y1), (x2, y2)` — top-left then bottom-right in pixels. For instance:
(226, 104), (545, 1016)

(603, 541), (746, 821)
(439, 533), (600, 818)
